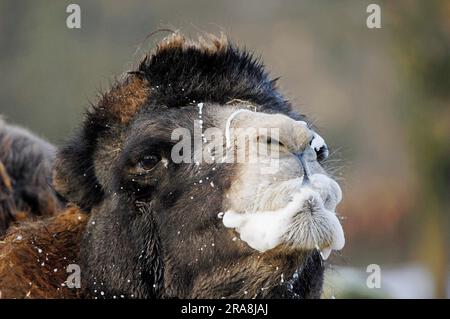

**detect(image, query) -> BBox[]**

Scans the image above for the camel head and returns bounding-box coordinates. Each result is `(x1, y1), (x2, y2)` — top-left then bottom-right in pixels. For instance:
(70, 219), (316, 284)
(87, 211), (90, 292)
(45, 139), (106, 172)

(52, 33), (344, 298)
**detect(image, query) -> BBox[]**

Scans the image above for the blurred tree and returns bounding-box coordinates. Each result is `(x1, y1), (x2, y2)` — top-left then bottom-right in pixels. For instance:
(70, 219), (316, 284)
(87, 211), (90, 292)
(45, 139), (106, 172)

(387, 0), (450, 298)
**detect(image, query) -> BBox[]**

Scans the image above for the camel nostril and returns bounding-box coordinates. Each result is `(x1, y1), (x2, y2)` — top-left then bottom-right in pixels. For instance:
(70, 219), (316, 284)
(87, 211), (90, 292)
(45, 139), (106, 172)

(310, 132), (329, 162)
(316, 144), (329, 162)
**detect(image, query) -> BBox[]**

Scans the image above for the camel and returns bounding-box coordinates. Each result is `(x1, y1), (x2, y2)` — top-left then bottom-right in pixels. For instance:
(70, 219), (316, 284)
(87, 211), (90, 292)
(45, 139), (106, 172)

(0, 33), (344, 299)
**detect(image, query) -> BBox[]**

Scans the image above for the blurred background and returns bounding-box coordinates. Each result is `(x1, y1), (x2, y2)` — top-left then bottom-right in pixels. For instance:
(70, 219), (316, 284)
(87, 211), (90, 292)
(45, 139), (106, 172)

(0, 0), (448, 298)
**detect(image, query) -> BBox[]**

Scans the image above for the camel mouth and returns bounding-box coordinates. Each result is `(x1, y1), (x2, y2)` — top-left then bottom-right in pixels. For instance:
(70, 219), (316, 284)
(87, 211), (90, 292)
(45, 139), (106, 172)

(222, 174), (345, 259)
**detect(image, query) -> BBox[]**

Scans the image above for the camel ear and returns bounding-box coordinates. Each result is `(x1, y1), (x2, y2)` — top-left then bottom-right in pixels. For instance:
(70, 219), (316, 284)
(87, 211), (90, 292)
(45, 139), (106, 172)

(53, 127), (104, 212)
(53, 77), (150, 211)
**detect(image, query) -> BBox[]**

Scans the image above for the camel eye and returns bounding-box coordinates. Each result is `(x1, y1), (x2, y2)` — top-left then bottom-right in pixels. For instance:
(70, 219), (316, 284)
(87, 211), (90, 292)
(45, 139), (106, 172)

(138, 155), (160, 171)
(259, 136), (284, 148)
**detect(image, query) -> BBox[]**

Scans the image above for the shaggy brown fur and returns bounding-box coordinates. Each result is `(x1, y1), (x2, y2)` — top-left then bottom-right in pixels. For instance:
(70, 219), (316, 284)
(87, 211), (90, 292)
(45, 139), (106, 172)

(0, 207), (87, 299)
(0, 161), (15, 234)
(98, 76), (150, 125)
(0, 119), (61, 236)
(155, 33), (228, 55)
